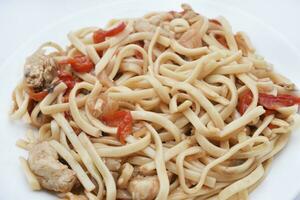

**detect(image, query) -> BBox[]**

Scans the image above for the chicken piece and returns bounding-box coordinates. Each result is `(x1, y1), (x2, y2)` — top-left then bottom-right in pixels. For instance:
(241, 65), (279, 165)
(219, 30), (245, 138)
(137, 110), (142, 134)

(134, 18), (174, 38)
(134, 19), (156, 33)
(128, 175), (159, 200)
(87, 93), (119, 118)
(118, 163), (134, 188)
(111, 171), (119, 183)
(177, 3), (209, 48)
(58, 192), (88, 200)
(24, 50), (57, 91)
(181, 3), (201, 24)
(178, 20), (204, 48)
(117, 189), (132, 199)
(148, 12), (174, 26)
(103, 158), (122, 171)
(28, 141), (77, 193)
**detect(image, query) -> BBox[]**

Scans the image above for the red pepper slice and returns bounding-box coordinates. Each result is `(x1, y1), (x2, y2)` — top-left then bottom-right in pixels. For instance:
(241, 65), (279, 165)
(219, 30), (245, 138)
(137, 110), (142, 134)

(93, 22), (126, 43)
(101, 110), (133, 144)
(105, 22), (126, 37)
(28, 90), (48, 101)
(237, 90), (253, 115)
(264, 109), (276, 117)
(58, 71), (75, 89)
(268, 124), (279, 129)
(70, 55), (94, 73)
(93, 29), (107, 44)
(59, 55), (94, 73)
(237, 89), (300, 115)
(258, 93), (300, 110)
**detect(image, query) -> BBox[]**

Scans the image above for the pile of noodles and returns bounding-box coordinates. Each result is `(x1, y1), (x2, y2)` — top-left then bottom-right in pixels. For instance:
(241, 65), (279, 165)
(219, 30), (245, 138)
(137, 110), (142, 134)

(11, 4), (300, 200)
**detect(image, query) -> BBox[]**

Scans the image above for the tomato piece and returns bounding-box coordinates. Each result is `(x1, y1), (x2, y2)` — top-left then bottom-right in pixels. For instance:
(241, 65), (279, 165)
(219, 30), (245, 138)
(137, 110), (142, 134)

(93, 29), (106, 43)
(238, 89), (300, 115)
(237, 90), (253, 115)
(59, 55), (94, 73)
(258, 93), (300, 110)
(28, 90), (48, 101)
(70, 55), (94, 73)
(93, 22), (126, 44)
(264, 109), (276, 116)
(268, 124), (279, 129)
(58, 71), (75, 89)
(105, 22), (126, 37)
(101, 110), (133, 144)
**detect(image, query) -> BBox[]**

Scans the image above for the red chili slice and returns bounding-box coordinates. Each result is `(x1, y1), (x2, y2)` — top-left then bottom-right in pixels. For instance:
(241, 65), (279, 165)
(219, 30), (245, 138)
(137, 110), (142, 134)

(105, 22), (126, 37)
(101, 110), (133, 144)
(59, 55), (94, 73)
(237, 90), (253, 115)
(93, 22), (126, 44)
(58, 71), (75, 89)
(237, 89), (300, 115)
(258, 93), (300, 110)
(28, 90), (48, 101)
(70, 55), (94, 73)
(93, 29), (107, 43)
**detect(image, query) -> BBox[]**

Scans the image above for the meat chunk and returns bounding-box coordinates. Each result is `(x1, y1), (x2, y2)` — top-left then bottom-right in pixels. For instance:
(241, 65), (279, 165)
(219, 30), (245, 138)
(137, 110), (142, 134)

(117, 189), (132, 199)
(181, 3), (201, 24)
(178, 20), (203, 48)
(128, 175), (159, 200)
(134, 19), (156, 33)
(103, 158), (122, 171)
(87, 93), (119, 118)
(147, 12), (174, 26)
(28, 141), (77, 193)
(24, 50), (57, 91)
(58, 192), (88, 200)
(177, 4), (207, 48)
(134, 18), (174, 38)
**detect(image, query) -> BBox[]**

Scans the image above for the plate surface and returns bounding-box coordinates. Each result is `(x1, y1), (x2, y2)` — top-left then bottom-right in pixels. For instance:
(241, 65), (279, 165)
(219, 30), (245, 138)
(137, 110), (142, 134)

(0, 0), (300, 199)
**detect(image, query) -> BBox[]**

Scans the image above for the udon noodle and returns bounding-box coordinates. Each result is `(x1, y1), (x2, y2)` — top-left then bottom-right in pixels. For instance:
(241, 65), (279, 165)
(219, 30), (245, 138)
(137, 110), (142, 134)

(11, 4), (300, 200)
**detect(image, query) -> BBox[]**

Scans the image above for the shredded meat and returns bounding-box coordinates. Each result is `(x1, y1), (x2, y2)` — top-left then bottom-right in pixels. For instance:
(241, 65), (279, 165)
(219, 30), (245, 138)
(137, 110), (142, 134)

(28, 142), (77, 193)
(24, 50), (57, 91)
(128, 175), (159, 200)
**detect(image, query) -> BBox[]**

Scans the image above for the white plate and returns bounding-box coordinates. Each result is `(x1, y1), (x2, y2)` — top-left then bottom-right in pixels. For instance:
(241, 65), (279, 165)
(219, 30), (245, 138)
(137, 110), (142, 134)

(0, 0), (300, 199)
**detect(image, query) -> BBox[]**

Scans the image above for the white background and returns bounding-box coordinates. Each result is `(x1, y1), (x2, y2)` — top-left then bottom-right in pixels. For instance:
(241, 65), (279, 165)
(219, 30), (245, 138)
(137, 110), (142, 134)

(0, 0), (299, 62)
(0, 0), (300, 199)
